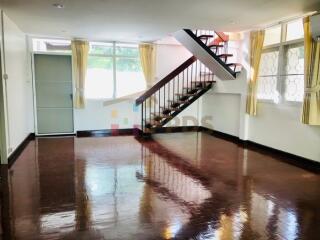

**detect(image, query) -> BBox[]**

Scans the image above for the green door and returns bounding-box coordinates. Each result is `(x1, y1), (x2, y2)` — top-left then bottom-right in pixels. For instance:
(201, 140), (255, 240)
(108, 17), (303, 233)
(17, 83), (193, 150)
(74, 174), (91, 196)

(34, 54), (74, 134)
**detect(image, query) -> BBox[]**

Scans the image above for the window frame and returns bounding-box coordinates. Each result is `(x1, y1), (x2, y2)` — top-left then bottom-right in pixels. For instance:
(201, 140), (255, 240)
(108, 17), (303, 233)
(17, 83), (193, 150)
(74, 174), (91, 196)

(87, 41), (142, 100)
(258, 21), (304, 105)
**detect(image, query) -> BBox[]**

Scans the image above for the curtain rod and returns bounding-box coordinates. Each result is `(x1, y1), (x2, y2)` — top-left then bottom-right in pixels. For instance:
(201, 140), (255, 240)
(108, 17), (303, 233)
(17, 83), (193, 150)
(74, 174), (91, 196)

(262, 11), (318, 29)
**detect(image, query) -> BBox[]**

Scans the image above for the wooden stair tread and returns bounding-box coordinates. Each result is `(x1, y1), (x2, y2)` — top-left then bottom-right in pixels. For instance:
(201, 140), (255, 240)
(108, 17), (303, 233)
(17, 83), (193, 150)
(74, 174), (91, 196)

(199, 34), (214, 39)
(208, 44), (223, 48)
(151, 113), (171, 118)
(168, 99), (187, 104)
(175, 93), (194, 96)
(191, 80), (215, 84)
(217, 54), (233, 57)
(160, 106), (179, 112)
(227, 63), (242, 66)
(183, 87), (201, 90)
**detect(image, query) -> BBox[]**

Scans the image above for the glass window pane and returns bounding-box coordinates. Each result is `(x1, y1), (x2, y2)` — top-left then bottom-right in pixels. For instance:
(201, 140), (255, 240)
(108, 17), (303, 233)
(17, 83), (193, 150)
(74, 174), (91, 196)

(264, 25), (281, 46)
(257, 76), (278, 100)
(257, 49), (279, 100)
(89, 42), (113, 55)
(32, 38), (71, 52)
(286, 19), (304, 41)
(116, 43), (139, 57)
(86, 56), (114, 99)
(284, 45), (304, 101)
(116, 57), (146, 98)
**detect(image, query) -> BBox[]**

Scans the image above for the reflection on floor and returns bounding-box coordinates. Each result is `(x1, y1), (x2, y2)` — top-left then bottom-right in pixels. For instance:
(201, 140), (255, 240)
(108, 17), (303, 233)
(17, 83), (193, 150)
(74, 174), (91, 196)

(1, 132), (320, 240)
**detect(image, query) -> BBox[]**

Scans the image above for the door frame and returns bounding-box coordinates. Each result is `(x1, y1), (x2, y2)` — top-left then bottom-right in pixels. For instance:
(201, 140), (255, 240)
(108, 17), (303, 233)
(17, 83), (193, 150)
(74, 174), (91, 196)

(31, 52), (75, 136)
(0, 10), (8, 164)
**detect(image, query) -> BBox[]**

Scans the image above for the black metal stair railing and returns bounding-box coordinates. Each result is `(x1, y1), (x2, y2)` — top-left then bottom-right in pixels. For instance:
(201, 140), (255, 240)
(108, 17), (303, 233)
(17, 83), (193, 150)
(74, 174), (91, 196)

(135, 56), (215, 134)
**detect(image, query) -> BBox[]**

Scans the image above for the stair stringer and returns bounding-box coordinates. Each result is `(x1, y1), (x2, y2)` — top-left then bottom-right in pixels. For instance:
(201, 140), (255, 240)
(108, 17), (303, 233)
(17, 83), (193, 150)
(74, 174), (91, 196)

(174, 30), (236, 80)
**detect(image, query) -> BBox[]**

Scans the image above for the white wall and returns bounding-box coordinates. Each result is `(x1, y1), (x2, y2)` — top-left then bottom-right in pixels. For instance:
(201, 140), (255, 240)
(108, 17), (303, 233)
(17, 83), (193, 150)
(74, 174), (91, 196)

(74, 43), (197, 131)
(201, 32), (320, 162)
(202, 93), (241, 136)
(249, 103), (320, 161)
(0, 12), (34, 162)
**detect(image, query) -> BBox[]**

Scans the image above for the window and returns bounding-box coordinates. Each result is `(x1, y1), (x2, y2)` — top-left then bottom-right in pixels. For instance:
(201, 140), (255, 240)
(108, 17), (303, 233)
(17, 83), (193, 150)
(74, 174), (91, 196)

(264, 25), (281, 47)
(85, 42), (145, 99)
(32, 38), (71, 53)
(115, 43), (145, 98)
(286, 20), (304, 41)
(85, 43), (114, 99)
(284, 44), (304, 101)
(257, 49), (279, 101)
(257, 18), (304, 103)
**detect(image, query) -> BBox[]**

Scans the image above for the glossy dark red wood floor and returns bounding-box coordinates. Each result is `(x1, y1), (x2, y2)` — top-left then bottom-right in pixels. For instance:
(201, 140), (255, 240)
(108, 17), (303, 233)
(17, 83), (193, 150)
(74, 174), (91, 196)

(1, 132), (320, 240)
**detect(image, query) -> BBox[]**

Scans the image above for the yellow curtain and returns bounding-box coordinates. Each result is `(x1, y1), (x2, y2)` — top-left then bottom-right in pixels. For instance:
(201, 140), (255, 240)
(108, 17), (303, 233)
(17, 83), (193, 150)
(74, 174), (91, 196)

(246, 30), (265, 115)
(139, 43), (157, 107)
(302, 17), (320, 125)
(71, 40), (89, 109)
(139, 43), (156, 88)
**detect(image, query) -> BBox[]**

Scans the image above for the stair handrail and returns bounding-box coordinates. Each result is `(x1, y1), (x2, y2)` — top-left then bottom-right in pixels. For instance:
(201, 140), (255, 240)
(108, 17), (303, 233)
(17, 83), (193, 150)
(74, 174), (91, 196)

(215, 31), (229, 42)
(136, 56), (196, 105)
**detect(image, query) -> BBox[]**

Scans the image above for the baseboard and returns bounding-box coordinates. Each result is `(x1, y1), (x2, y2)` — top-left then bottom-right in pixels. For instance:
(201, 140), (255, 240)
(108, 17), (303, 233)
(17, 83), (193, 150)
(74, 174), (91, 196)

(243, 140), (320, 173)
(77, 126), (200, 138)
(152, 126), (200, 134)
(198, 126), (239, 143)
(36, 133), (76, 137)
(8, 133), (35, 167)
(199, 126), (320, 173)
(77, 128), (139, 137)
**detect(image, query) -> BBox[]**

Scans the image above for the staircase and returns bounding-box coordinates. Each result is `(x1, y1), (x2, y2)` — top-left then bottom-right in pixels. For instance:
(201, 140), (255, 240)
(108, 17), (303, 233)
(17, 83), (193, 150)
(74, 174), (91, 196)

(136, 29), (242, 135)
(136, 56), (215, 134)
(174, 29), (242, 80)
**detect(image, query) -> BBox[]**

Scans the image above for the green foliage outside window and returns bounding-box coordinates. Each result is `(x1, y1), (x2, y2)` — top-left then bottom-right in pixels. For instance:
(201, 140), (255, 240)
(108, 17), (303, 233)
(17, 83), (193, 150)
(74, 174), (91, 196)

(116, 47), (139, 57)
(116, 58), (141, 72)
(88, 56), (113, 69)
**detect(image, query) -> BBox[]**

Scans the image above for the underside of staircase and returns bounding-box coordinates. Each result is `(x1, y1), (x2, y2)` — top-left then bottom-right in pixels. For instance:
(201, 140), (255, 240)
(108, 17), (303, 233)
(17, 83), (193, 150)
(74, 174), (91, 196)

(136, 29), (242, 135)
(174, 29), (242, 80)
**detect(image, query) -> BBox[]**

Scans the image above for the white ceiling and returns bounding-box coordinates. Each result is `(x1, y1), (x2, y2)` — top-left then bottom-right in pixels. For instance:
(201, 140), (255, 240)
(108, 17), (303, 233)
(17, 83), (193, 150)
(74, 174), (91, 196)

(1, 0), (320, 42)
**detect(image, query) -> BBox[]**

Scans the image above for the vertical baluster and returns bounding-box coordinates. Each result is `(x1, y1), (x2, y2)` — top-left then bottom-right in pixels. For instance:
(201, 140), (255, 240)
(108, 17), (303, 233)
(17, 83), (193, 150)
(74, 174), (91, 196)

(186, 66), (189, 94)
(168, 80), (171, 106)
(195, 60), (199, 86)
(204, 63), (207, 86)
(196, 60), (202, 84)
(191, 62), (194, 92)
(164, 83), (166, 111)
(141, 101), (144, 133)
(182, 70), (185, 101)
(200, 62), (203, 86)
(158, 89), (160, 115)
(153, 93), (156, 118)
(172, 77), (175, 106)
(206, 66), (209, 84)
(144, 101), (146, 131)
(177, 73), (180, 103)
(149, 98), (151, 128)
(212, 68), (214, 82)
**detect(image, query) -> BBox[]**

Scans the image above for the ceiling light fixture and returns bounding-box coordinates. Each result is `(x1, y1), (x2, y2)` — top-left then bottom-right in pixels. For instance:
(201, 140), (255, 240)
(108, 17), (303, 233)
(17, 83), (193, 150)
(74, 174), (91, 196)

(52, 3), (64, 9)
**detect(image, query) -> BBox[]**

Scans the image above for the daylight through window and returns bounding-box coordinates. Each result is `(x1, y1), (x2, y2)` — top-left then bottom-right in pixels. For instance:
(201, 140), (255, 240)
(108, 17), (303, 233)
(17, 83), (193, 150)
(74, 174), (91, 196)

(258, 18), (305, 103)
